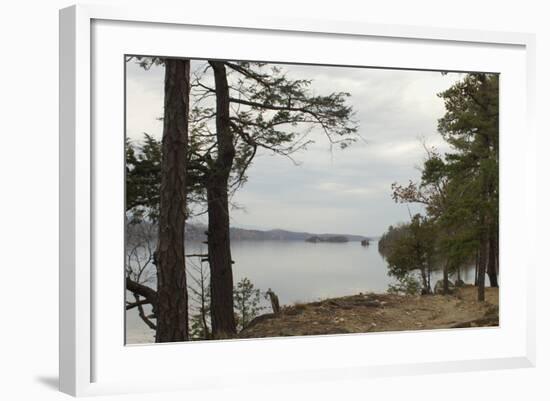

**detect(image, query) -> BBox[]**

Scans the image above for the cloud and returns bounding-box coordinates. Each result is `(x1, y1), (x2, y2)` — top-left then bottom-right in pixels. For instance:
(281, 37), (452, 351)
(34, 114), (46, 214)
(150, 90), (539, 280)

(125, 65), (164, 141)
(315, 181), (387, 198)
(126, 59), (463, 235)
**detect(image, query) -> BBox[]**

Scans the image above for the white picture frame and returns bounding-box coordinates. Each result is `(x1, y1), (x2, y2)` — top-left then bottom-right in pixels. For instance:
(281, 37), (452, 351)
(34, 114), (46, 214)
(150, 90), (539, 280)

(59, 4), (536, 397)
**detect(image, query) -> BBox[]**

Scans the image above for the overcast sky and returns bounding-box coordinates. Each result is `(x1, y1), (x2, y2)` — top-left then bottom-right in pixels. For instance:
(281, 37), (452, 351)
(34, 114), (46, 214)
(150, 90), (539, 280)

(126, 60), (463, 237)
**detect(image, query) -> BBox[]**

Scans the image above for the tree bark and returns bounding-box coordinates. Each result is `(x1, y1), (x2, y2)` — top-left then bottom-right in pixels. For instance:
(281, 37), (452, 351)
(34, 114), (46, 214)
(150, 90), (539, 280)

(155, 58), (191, 342)
(126, 277), (157, 306)
(266, 289), (281, 314)
(419, 266), (429, 294)
(477, 92), (496, 300)
(477, 230), (488, 302)
(207, 61), (237, 338)
(487, 225), (499, 287)
(443, 261), (450, 295)
(474, 249), (479, 287)
(495, 229), (499, 276)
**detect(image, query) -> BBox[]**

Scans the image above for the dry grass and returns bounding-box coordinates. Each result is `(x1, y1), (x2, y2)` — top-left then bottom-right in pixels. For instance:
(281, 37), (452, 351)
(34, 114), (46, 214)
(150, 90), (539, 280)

(239, 286), (499, 339)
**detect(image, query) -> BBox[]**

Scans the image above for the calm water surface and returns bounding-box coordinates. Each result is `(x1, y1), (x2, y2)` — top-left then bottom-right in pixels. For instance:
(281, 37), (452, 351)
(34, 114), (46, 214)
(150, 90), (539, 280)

(126, 240), (478, 343)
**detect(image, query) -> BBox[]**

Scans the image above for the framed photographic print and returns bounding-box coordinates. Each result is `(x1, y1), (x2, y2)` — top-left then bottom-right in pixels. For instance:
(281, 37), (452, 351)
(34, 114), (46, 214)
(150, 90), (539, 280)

(59, 4), (536, 396)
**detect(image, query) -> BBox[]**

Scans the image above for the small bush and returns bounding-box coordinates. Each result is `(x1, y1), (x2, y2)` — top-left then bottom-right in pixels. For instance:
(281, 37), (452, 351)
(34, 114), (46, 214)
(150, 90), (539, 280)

(387, 274), (422, 295)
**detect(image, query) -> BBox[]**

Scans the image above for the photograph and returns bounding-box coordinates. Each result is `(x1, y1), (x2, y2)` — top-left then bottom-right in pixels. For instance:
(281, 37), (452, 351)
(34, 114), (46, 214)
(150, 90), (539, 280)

(124, 56), (499, 344)
(1, 0), (544, 399)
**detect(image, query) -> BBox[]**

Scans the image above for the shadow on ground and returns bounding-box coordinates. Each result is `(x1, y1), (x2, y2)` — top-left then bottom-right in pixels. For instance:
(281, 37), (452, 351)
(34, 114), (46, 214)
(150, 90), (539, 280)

(35, 376), (58, 391)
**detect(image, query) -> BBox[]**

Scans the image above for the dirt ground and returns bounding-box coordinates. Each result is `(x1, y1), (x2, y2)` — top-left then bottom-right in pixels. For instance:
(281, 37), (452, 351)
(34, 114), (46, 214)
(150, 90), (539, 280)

(239, 285), (499, 339)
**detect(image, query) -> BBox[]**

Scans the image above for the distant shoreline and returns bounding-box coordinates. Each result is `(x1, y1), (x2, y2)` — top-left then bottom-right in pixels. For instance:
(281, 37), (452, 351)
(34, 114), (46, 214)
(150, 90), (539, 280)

(127, 220), (377, 242)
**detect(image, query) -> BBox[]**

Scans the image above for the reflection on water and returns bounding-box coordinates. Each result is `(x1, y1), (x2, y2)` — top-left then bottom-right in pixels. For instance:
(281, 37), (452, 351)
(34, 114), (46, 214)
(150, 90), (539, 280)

(125, 240), (479, 343)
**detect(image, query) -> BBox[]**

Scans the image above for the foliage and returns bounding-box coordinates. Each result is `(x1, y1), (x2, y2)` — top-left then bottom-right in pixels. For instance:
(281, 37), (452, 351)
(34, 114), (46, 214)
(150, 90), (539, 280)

(126, 60), (359, 218)
(187, 274), (267, 339)
(387, 273), (422, 295)
(126, 57), (359, 337)
(233, 277), (264, 332)
(378, 224), (406, 256)
(126, 134), (161, 222)
(128, 58), (359, 192)
(382, 214), (436, 293)
(187, 257), (211, 340)
(381, 73), (499, 299)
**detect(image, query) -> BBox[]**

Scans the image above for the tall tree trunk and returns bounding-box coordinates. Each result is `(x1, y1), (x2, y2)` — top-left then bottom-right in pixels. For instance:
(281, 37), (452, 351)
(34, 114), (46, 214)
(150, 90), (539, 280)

(427, 264), (432, 292)
(495, 230), (499, 276)
(487, 225), (498, 287)
(155, 58), (190, 342)
(477, 230), (488, 302)
(207, 61), (237, 338)
(199, 264), (211, 340)
(474, 249), (479, 286)
(443, 261), (450, 295)
(419, 266), (429, 294)
(477, 93), (497, 299)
